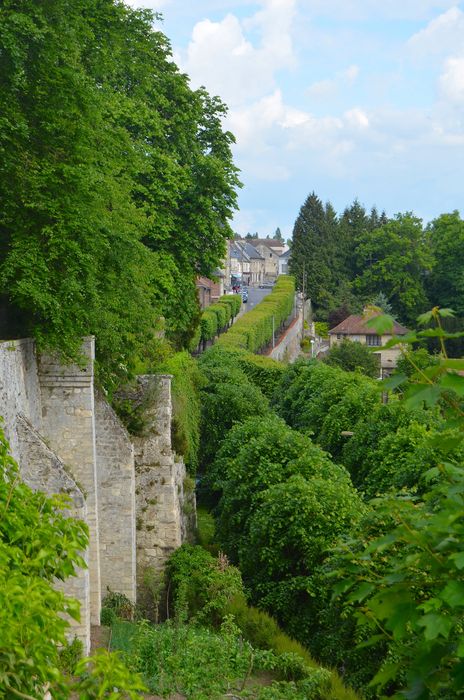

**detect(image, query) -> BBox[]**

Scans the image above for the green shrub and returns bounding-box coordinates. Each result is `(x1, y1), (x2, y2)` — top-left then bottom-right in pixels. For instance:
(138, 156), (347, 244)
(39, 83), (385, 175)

(200, 309), (218, 342)
(315, 321), (329, 338)
(101, 590), (135, 621)
(317, 381), (379, 459)
(126, 619), (253, 697)
(210, 414), (344, 561)
(100, 606), (117, 627)
(73, 649), (147, 697)
(274, 361), (377, 440)
(218, 293), (241, 318)
(323, 339), (380, 378)
(199, 359), (270, 468)
(188, 324), (202, 352)
(58, 637), (84, 675)
(238, 352), (286, 398)
(166, 544), (245, 626)
(240, 474), (365, 641)
(208, 303), (227, 331)
(160, 351), (203, 473)
(340, 400), (436, 489)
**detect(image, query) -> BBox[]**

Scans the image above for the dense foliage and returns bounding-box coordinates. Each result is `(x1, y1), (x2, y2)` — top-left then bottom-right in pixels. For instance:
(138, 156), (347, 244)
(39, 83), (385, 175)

(323, 338), (381, 378)
(198, 277), (464, 700)
(198, 346), (272, 468)
(0, 0), (240, 387)
(160, 351), (203, 474)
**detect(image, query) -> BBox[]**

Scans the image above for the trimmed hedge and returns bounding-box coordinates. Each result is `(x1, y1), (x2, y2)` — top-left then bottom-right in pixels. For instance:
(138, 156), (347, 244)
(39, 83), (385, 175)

(238, 353), (286, 399)
(218, 293), (241, 318)
(208, 303), (227, 331)
(188, 325), (202, 353)
(199, 294), (242, 344)
(217, 276), (295, 353)
(199, 344), (285, 400)
(200, 310), (218, 342)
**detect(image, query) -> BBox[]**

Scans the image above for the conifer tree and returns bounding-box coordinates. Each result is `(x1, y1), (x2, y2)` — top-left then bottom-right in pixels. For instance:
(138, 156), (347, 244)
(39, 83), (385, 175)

(289, 192), (329, 309)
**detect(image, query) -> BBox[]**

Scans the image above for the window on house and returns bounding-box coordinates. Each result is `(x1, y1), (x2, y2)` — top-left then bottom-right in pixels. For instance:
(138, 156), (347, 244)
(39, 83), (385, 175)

(269, 253), (272, 258)
(366, 334), (381, 346)
(337, 333), (343, 339)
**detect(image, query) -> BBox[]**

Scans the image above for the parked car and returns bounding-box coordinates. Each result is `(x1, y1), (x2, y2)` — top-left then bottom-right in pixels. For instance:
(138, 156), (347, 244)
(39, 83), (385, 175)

(241, 289), (248, 303)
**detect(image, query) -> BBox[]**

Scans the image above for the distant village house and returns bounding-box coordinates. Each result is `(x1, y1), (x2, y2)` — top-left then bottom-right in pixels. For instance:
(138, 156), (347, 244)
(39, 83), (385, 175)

(329, 311), (409, 377)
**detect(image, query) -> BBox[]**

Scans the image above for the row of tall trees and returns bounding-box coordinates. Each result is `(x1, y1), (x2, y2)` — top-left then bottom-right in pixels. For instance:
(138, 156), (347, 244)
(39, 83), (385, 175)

(289, 192), (464, 327)
(0, 0), (240, 387)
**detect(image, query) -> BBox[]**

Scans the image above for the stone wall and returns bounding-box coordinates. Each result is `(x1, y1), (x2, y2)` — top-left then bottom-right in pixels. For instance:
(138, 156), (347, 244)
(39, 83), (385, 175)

(268, 310), (303, 362)
(95, 394), (136, 603)
(39, 339), (101, 625)
(133, 375), (194, 615)
(0, 338), (193, 648)
(0, 338), (42, 461)
(16, 415), (91, 653)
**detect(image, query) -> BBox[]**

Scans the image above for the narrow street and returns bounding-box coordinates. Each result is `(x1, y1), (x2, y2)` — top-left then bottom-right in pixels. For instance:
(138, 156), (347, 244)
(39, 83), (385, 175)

(240, 286), (272, 315)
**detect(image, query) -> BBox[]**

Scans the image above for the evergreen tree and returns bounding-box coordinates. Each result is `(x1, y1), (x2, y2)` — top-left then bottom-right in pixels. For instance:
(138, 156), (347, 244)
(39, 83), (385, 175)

(274, 227), (283, 241)
(339, 199), (369, 279)
(289, 192), (330, 310)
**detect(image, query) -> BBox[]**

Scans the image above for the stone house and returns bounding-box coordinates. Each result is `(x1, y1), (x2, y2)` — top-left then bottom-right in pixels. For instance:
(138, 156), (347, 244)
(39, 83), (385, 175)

(230, 240), (265, 286)
(248, 239), (283, 281)
(328, 312), (409, 376)
(278, 249), (291, 275)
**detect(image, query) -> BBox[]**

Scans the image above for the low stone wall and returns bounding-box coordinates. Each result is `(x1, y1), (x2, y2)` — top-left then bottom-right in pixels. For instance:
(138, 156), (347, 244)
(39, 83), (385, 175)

(268, 311), (303, 362)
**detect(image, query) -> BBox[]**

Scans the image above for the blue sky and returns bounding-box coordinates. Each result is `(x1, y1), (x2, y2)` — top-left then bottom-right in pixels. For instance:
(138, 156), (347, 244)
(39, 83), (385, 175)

(126, 0), (464, 238)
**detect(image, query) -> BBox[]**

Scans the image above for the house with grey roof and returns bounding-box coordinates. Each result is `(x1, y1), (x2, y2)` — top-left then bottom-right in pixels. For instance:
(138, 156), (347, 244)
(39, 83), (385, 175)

(229, 240), (265, 286)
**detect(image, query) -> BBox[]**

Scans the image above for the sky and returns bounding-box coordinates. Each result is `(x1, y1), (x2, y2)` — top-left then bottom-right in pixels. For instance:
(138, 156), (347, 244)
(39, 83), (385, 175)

(125, 0), (464, 239)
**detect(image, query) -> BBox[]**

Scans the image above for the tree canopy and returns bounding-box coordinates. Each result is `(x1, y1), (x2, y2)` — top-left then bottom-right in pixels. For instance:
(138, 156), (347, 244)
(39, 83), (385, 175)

(0, 0), (240, 387)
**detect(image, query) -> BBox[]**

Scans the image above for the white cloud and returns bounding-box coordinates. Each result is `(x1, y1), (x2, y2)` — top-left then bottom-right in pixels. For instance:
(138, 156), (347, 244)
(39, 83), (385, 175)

(344, 108), (369, 129)
(439, 56), (464, 103)
(178, 0), (297, 107)
(408, 6), (464, 57)
(307, 64), (359, 98)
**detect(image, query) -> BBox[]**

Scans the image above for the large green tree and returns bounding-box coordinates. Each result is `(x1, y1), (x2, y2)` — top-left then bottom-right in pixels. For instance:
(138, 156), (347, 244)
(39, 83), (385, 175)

(353, 213), (432, 325)
(0, 0), (240, 386)
(426, 211), (464, 315)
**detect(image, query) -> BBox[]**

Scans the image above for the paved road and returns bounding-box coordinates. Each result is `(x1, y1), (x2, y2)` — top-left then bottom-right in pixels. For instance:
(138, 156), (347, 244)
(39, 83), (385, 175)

(242, 286), (272, 313)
